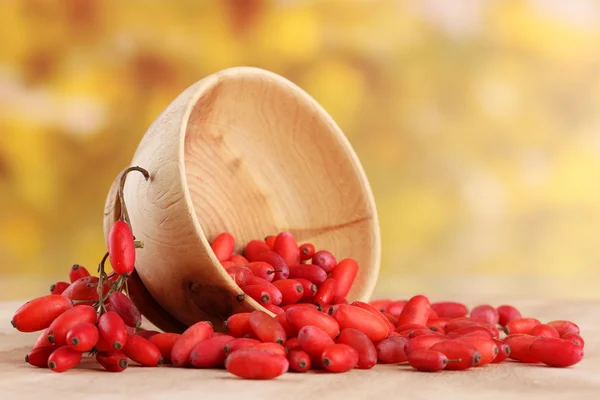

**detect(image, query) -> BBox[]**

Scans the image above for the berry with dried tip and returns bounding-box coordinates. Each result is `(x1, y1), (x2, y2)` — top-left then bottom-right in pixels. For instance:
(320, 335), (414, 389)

(11, 295), (73, 333)
(48, 347), (82, 373)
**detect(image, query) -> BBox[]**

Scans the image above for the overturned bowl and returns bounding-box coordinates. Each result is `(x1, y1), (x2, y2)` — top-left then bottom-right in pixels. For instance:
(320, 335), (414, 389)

(103, 67), (381, 332)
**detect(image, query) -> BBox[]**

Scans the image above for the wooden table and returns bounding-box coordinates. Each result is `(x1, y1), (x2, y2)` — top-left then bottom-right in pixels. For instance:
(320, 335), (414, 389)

(1, 298), (599, 400)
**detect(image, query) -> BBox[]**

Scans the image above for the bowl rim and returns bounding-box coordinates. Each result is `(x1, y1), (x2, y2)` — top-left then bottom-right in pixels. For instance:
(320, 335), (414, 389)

(176, 66), (381, 310)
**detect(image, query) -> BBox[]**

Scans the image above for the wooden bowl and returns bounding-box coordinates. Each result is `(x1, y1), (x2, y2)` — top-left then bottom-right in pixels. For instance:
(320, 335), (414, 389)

(103, 67), (381, 332)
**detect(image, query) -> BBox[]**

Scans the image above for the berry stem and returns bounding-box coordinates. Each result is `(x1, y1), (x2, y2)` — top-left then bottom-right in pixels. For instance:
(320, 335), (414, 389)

(118, 166), (150, 229)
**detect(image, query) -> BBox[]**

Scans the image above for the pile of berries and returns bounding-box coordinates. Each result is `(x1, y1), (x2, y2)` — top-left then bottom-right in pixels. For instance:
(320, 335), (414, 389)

(210, 231), (358, 312)
(9, 165), (585, 378)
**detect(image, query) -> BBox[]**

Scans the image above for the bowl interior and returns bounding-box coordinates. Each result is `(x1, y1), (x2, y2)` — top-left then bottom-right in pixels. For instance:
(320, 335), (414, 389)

(183, 68), (380, 301)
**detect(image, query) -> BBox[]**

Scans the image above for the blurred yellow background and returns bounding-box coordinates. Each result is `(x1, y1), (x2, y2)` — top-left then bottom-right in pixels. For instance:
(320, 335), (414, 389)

(2, 0), (600, 301)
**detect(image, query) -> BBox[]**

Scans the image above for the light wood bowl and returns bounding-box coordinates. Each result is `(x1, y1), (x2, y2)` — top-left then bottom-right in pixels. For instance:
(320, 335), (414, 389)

(103, 67), (381, 332)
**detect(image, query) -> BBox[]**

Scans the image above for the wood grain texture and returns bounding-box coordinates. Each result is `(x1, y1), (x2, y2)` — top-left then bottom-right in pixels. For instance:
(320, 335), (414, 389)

(1, 297), (599, 400)
(103, 67), (381, 332)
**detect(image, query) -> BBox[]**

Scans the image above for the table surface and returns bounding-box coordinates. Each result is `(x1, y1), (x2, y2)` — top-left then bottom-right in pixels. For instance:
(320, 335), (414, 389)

(1, 297), (599, 400)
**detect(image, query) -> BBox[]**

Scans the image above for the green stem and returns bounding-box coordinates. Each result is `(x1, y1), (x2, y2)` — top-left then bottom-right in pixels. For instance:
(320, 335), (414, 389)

(97, 252), (110, 314)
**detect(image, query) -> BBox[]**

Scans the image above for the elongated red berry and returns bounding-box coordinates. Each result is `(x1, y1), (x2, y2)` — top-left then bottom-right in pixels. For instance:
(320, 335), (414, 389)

(66, 322), (99, 352)
(351, 301), (394, 335)
(430, 340), (481, 370)
(26, 346), (55, 368)
(276, 313), (297, 338)
(149, 333), (180, 364)
(470, 305), (499, 325)
(504, 334), (539, 363)
(336, 328), (377, 369)
(123, 334), (163, 366)
(491, 339), (511, 363)
(12, 295), (73, 333)
(286, 305), (340, 339)
(171, 321), (214, 367)
(562, 332), (585, 348)
(299, 243), (315, 261)
(289, 264), (327, 285)
(329, 258), (358, 297)
(396, 295), (431, 327)
(297, 326), (335, 363)
(226, 313), (252, 338)
(245, 276), (283, 305)
(266, 304), (284, 315)
(332, 304), (389, 342)
(322, 344), (358, 372)
(249, 311), (286, 344)
(273, 232), (300, 267)
(190, 335), (235, 368)
(284, 337), (301, 351)
(457, 336), (498, 366)
(408, 349), (451, 372)
(50, 282), (70, 295)
(296, 278), (317, 301)
(252, 251), (290, 281)
(244, 240), (271, 261)
(61, 276), (101, 302)
(273, 279), (304, 305)
(106, 291), (142, 328)
(547, 320), (580, 336)
(530, 324), (559, 338)
(314, 279), (337, 306)
(312, 250), (337, 274)
(530, 337), (584, 367)
(265, 235), (276, 249)
(48, 346), (82, 372)
(97, 311), (128, 351)
(224, 338), (261, 355)
(505, 318), (541, 335)
(228, 266), (253, 287)
(376, 336), (409, 363)
(497, 304), (522, 326)
(230, 254), (249, 266)
(108, 220), (136, 277)
(96, 352), (128, 372)
(226, 348), (289, 379)
(288, 349), (311, 372)
(246, 262), (277, 282)
(404, 334), (447, 356)
(242, 285), (271, 305)
(69, 264), (90, 283)
(211, 232), (235, 262)
(385, 300), (407, 317)
(447, 325), (493, 339)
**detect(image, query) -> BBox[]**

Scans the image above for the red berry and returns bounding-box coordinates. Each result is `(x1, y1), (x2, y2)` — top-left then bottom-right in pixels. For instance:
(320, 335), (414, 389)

(313, 278), (337, 306)
(288, 264), (327, 285)
(297, 325), (335, 364)
(286, 305), (340, 339)
(384, 300), (407, 317)
(251, 251), (290, 281)
(226, 313), (252, 338)
(408, 349), (452, 372)
(108, 220), (136, 277)
(396, 295), (431, 327)
(295, 278), (317, 301)
(26, 346), (55, 368)
(66, 322), (99, 352)
(49, 281), (70, 295)
(369, 298), (392, 312)
(447, 325), (493, 339)
(11, 294), (73, 333)
(123, 334), (163, 366)
(97, 311), (128, 351)
(252, 342), (287, 358)
(244, 240), (271, 261)
(227, 266), (253, 287)
(149, 333), (180, 364)
(321, 344), (358, 372)
(404, 334), (447, 356)
(504, 334), (540, 363)
(246, 262), (277, 283)
(332, 304), (389, 342)
(249, 311), (287, 344)
(376, 336), (409, 364)
(230, 254), (249, 266)
(312, 250), (337, 274)
(336, 328), (378, 369)
(96, 352), (128, 372)
(491, 339), (511, 363)
(242, 285), (272, 305)
(562, 332), (585, 348)
(171, 321), (214, 367)
(225, 348), (289, 379)
(496, 304), (522, 326)
(298, 243), (315, 261)
(288, 349), (311, 372)
(273, 279), (304, 305)
(106, 291), (142, 328)
(273, 232), (300, 267)
(211, 232), (235, 262)
(284, 337), (301, 351)
(48, 346), (82, 372)
(32, 329), (52, 350)
(430, 340), (481, 370)
(224, 338), (261, 355)
(69, 264), (90, 283)
(456, 336), (498, 366)
(48, 305), (97, 346)
(329, 258), (358, 298)
(530, 337), (584, 368)
(189, 335), (235, 368)
(505, 318), (542, 335)
(276, 313), (297, 338)
(264, 235), (276, 250)
(61, 276), (103, 302)
(547, 320), (580, 336)
(266, 304), (284, 314)
(470, 304), (499, 325)
(530, 324), (560, 338)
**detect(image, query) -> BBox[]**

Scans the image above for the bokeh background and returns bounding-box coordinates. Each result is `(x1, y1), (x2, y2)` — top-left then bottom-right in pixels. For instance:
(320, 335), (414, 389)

(2, 0), (600, 301)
